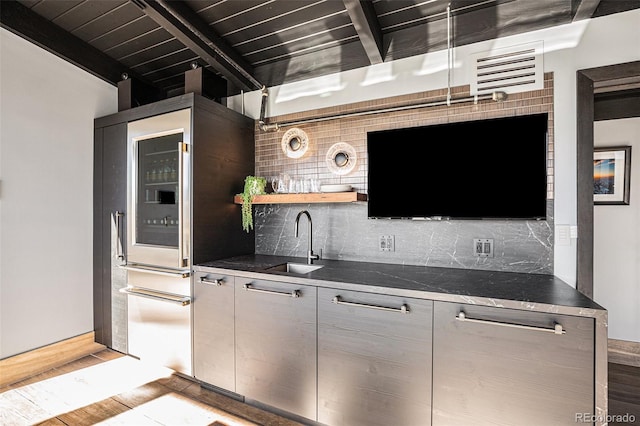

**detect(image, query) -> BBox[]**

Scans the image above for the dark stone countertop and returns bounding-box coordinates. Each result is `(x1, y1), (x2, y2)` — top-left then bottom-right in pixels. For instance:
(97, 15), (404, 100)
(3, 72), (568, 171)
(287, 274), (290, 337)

(195, 254), (605, 315)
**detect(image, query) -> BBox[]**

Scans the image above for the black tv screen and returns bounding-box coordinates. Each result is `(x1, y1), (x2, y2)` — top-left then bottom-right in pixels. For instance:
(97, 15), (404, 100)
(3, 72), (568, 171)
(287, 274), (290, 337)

(367, 113), (549, 220)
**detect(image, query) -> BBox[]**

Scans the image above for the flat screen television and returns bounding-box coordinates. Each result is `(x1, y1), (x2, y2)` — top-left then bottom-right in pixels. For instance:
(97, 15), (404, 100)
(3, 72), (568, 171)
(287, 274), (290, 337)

(367, 113), (549, 220)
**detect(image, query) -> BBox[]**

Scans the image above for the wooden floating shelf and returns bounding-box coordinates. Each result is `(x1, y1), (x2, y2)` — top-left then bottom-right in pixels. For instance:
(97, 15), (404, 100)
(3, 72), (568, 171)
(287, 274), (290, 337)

(234, 192), (367, 204)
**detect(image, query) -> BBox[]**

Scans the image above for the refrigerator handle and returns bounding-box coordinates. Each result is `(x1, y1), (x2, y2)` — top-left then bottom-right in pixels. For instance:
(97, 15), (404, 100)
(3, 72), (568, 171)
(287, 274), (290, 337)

(114, 210), (125, 261)
(179, 141), (189, 267)
(120, 263), (190, 278)
(119, 287), (191, 306)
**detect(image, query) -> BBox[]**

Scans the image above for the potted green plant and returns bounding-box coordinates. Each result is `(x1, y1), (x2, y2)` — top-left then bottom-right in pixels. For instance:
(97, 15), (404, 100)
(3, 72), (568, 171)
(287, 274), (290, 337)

(239, 176), (266, 232)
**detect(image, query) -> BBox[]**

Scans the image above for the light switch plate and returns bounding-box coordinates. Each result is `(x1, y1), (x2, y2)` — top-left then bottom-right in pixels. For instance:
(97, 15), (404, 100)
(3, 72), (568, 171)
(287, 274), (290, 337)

(473, 238), (494, 257)
(379, 235), (395, 252)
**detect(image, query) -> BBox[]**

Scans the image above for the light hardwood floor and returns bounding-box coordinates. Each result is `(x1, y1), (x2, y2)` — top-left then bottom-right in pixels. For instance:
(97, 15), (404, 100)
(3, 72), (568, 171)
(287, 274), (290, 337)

(2, 350), (639, 425)
(0, 349), (303, 426)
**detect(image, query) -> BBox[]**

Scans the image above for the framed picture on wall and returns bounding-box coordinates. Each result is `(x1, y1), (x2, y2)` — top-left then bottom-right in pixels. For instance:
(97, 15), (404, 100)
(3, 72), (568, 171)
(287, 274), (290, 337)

(594, 146), (631, 205)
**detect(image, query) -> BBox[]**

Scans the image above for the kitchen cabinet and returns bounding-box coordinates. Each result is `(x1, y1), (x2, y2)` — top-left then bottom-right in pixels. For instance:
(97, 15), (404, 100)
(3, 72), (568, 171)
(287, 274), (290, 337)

(93, 122), (128, 351)
(125, 271), (192, 375)
(432, 301), (594, 426)
(193, 271), (236, 392)
(234, 277), (317, 421)
(195, 257), (605, 426)
(94, 93), (255, 362)
(317, 288), (433, 426)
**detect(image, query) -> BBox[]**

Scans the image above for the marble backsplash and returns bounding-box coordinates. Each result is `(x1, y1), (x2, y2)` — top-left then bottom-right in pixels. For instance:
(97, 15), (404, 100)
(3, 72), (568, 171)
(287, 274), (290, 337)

(254, 202), (553, 274)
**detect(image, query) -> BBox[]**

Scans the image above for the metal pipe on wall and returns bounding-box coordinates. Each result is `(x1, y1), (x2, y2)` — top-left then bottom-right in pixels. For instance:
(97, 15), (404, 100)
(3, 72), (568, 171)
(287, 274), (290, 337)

(258, 91), (507, 131)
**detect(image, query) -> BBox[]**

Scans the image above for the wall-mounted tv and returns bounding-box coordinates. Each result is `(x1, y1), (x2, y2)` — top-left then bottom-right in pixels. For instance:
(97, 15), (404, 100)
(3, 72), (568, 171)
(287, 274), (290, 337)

(367, 113), (549, 220)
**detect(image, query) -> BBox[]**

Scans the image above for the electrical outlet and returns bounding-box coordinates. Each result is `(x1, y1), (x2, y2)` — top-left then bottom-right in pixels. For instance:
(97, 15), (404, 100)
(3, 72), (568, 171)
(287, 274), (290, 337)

(473, 238), (494, 257)
(379, 235), (395, 252)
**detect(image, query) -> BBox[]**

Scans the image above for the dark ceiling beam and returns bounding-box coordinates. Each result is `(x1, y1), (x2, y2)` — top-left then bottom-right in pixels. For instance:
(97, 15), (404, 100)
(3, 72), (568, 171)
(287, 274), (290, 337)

(135, 0), (262, 91)
(572, 0), (602, 21)
(343, 0), (385, 64)
(0, 0), (154, 88)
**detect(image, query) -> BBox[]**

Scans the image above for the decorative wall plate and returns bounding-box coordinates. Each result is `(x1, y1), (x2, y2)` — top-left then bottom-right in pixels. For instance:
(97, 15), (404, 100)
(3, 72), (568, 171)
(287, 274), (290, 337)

(281, 127), (309, 159)
(326, 142), (357, 175)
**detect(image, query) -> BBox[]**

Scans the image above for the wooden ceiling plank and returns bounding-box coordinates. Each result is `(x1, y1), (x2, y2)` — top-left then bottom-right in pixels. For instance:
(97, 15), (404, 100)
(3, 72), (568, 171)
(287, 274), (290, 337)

(0, 0), (156, 89)
(573, 0), (602, 21)
(343, 0), (385, 64)
(29, 0), (82, 22)
(136, 0), (262, 91)
(241, 25), (357, 64)
(254, 38), (370, 87)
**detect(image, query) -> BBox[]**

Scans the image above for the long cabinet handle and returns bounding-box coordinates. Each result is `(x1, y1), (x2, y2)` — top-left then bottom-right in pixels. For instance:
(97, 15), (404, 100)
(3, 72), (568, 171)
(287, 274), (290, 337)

(456, 312), (566, 335)
(332, 295), (409, 314)
(178, 141), (188, 268)
(120, 264), (190, 278)
(119, 287), (191, 306)
(200, 277), (223, 286)
(244, 283), (300, 298)
(114, 211), (125, 261)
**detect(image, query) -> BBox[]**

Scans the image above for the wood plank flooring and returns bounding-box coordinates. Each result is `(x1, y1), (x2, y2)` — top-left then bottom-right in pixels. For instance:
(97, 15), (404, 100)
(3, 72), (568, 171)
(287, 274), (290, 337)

(609, 362), (640, 425)
(1, 350), (638, 425)
(0, 350), (303, 426)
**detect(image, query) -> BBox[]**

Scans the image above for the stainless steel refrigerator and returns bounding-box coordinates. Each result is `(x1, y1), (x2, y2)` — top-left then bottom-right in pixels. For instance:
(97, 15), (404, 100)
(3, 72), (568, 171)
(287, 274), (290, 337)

(94, 95), (255, 377)
(121, 109), (193, 375)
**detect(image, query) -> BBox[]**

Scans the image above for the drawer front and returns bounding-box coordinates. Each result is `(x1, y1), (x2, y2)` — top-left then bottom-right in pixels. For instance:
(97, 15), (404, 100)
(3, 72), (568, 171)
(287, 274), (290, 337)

(318, 288), (433, 426)
(235, 277), (317, 421)
(193, 271), (235, 392)
(127, 293), (191, 376)
(432, 301), (594, 426)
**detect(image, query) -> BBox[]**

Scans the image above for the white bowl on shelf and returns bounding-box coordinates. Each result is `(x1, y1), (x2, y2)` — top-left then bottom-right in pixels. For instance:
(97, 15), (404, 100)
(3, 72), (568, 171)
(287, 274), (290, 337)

(320, 184), (352, 193)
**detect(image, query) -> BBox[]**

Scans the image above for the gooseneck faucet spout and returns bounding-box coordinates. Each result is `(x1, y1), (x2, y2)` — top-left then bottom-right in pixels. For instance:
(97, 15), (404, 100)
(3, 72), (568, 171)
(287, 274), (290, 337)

(295, 210), (320, 265)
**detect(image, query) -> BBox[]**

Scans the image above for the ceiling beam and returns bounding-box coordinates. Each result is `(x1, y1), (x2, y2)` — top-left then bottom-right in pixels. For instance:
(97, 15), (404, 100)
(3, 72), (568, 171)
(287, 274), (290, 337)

(0, 0), (155, 88)
(343, 0), (385, 64)
(572, 0), (602, 21)
(135, 0), (262, 91)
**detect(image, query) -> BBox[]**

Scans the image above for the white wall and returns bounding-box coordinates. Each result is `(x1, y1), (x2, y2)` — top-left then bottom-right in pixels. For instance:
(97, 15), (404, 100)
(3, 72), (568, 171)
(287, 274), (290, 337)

(594, 118), (640, 343)
(229, 8), (640, 288)
(0, 29), (117, 358)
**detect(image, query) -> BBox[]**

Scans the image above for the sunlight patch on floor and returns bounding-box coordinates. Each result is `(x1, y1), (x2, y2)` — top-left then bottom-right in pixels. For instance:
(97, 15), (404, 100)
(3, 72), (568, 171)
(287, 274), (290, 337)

(96, 392), (257, 425)
(1, 356), (173, 425)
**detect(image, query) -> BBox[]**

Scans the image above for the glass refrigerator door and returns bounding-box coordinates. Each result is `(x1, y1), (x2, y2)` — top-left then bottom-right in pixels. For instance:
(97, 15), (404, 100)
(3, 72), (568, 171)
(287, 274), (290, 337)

(136, 133), (182, 248)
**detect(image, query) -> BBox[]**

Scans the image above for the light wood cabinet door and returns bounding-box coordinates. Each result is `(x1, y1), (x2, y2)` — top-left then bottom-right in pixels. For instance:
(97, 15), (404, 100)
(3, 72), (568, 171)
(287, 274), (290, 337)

(235, 277), (317, 421)
(193, 271), (235, 392)
(318, 287), (433, 426)
(432, 301), (594, 426)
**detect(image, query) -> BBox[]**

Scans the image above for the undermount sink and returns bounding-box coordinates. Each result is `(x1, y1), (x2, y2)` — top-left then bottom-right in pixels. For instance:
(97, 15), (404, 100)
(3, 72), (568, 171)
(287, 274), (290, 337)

(267, 262), (324, 274)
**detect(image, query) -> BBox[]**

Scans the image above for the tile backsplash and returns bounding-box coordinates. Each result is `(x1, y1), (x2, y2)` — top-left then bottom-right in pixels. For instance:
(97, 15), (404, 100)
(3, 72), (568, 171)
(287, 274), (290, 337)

(253, 75), (555, 274)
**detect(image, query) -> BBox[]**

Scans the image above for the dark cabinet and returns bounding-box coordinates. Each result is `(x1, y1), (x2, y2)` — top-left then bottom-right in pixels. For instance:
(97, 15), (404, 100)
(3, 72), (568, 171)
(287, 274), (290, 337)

(93, 122), (128, 351)
(94, 94), (255, 353)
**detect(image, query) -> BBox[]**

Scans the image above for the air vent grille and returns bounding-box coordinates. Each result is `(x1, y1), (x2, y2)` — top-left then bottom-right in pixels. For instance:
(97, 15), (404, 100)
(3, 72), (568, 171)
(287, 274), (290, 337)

(470, 42), (544, 95)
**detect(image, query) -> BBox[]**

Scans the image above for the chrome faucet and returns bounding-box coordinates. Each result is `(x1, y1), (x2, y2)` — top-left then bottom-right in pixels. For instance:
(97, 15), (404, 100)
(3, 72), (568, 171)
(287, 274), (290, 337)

(295, 210), (320, 265)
